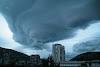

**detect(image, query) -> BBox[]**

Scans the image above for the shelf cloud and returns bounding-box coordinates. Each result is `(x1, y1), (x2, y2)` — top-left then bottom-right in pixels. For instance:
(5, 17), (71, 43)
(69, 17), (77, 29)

(0, 0), (100, 51)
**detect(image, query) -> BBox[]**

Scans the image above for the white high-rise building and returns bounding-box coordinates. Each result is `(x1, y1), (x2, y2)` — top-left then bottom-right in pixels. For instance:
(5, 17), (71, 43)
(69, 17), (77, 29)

(52, 44), (65, 63)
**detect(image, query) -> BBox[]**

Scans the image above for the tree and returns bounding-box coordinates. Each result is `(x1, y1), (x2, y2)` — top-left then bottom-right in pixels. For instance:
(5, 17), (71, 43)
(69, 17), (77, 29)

(40, 55), (60, 67)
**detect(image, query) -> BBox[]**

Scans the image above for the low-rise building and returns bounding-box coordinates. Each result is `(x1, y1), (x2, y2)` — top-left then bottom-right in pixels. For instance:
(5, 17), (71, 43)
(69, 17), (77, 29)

(16, 60), (26, 66)
(30, 54), (41, 64)
(60, 61), (100, 67)
(0, 59), (3, 64)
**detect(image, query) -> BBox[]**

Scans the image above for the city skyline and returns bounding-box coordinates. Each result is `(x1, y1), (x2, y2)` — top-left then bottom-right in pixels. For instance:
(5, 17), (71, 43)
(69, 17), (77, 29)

(0, 0), (100, 60)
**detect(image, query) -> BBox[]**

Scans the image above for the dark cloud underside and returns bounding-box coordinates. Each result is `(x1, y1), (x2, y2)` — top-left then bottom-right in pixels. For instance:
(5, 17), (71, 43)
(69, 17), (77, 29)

(0, 0), (100, 49)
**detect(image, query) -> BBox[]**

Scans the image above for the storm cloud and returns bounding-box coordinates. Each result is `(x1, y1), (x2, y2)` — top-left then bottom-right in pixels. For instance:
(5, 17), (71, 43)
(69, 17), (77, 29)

(0, 0), (100, 50)
(73, 39), (100, 53)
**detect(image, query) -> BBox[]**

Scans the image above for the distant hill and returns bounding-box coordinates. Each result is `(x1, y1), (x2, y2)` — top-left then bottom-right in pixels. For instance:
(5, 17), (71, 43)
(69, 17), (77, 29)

(70, 52), (100, 61)
(0, 47), (30, 62)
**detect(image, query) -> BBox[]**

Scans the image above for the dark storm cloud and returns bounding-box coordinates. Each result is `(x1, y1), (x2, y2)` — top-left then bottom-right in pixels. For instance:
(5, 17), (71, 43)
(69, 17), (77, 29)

(73, 39), (100, 53)
(0, 0), (100, 49)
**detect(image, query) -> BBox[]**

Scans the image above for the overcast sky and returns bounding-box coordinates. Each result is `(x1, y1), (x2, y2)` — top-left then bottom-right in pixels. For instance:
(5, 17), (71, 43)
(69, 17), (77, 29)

(0, 0), (100, 60)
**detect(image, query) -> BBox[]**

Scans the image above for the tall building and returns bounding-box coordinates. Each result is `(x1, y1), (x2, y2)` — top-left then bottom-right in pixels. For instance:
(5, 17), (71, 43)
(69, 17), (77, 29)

(52, 44), (65, 63)
(30, 54), (41, 64)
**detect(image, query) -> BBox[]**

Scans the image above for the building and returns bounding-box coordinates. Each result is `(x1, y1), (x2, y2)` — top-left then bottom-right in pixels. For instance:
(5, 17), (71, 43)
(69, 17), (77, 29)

(30, 54), (41, 64)
(60, 61), (100, 67)
(0, 59), (3, 64)
(52, 44), (65, 63)
(16, 60), (26, 66)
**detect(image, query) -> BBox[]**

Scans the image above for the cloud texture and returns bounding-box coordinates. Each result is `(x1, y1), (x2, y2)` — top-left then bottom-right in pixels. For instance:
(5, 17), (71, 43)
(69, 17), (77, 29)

(73, 39), (100, 53)
(0, 0), (100, 50)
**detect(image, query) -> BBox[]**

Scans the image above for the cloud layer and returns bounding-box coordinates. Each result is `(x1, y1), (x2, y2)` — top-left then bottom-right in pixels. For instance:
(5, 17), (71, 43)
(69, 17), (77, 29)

(0, 0), (100, 50)
(73, 39), (100, 53)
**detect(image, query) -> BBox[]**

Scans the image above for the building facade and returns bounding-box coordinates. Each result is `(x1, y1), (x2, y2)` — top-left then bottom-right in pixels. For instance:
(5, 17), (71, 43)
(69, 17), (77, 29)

(52, 44), (65, 63)
(30, 54), (41, 64)
(60, 61), (100, 67)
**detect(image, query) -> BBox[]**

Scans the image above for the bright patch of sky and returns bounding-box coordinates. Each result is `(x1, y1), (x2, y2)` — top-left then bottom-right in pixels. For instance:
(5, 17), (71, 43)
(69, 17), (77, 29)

(0, 13), (22, 48)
